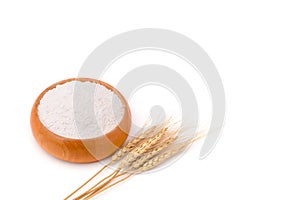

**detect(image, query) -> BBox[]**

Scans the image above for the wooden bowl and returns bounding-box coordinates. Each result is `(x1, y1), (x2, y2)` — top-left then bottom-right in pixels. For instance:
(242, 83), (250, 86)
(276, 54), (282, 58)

(30, 78), (131, 163)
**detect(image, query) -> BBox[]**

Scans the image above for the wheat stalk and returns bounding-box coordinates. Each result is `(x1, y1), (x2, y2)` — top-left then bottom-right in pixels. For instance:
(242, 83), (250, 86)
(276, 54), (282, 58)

(76, 122), (172, 199)
(65, 120), (171, 199)
(84, 172), (134, 200)
(72, 169), (120, 200)
(65, 119), (206, 200)
(81, 133), (205, 199)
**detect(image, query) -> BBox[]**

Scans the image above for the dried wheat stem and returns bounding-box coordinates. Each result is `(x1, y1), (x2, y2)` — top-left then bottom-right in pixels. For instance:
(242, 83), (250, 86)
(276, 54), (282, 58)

(82, 169), (121, 200)
(85, 173), (135, 200)
(66, 119), (206, 200)
(67, 121), (171, 199)
(84, 132), (204, 198)
(64, 163), (110, 200)
(74, 170), (128, 200)
(73, 169), (120, 200)
(79, 168), (120, 199)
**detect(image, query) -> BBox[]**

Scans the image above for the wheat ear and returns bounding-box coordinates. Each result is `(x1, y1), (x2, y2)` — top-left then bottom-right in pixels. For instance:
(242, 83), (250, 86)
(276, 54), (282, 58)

(111, 119), (170, 164)
(82, 130), (203, 198)
(141, 134), (205, 172)
(130, 128), (179, 170)
(118, 125), (168, 169)
(65, 120), (205, 200)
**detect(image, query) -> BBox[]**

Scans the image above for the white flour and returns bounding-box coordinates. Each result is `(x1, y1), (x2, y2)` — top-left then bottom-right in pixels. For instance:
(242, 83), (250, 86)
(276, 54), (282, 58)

(38, 80), (125, 139)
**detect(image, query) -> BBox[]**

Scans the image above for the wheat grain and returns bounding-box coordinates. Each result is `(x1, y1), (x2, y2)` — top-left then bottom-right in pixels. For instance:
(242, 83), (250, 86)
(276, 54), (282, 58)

(118, 125), (169, 169)
(129, 126), (180, 170)
(141, 139), (195, 172)
(140, 133), (206, 172)
(111, 121), (169, 164)
(130, 135), (177, 169)
(110, 123), (151, 163)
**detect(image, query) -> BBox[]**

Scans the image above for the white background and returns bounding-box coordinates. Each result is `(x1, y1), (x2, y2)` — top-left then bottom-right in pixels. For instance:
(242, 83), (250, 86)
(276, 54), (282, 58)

(1, 1), (300, 199)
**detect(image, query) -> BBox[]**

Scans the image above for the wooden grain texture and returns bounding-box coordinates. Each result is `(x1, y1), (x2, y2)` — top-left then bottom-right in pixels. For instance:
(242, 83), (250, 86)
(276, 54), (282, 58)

(30, 78), (131, 163)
